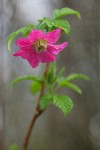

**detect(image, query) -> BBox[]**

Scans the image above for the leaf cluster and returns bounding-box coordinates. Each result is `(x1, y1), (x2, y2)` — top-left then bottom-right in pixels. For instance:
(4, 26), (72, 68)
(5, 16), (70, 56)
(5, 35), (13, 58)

(40, 62), (90, 115)
(7, 7), (81, 52)
(11, 62), (90, 115)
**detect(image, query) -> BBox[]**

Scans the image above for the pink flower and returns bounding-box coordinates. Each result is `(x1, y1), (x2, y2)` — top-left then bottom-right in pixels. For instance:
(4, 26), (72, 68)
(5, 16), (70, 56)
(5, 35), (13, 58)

(13, 28), (68, 68)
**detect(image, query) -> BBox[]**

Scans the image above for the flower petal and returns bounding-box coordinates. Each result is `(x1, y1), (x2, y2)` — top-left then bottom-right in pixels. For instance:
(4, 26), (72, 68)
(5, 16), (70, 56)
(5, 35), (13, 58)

(16, 38), (30, 47)
(13, 49), (39, 68)
(13, 49), (25, 56)
(13, 49), (33, 59)
(40, 51), (56, 63)
(27, 53), (39, 68)
(47, 42), (68, 55)
(44, 28), (61, 44)
(28, 29), (44, 42)
(15, 38), (32, 51)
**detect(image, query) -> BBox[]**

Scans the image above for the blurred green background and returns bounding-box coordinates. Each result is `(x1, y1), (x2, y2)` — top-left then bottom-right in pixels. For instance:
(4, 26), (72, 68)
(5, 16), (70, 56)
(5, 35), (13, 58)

(0, 0), (100, 150)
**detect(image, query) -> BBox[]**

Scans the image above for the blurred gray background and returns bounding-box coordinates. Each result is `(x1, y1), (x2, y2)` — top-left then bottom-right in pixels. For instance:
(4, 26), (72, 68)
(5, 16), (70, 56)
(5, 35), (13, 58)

(0, 0), (100, 150)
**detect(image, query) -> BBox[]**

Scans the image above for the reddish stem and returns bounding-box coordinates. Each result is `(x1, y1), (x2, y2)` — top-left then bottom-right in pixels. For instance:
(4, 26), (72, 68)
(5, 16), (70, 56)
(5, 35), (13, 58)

(23, 63), (49, 150)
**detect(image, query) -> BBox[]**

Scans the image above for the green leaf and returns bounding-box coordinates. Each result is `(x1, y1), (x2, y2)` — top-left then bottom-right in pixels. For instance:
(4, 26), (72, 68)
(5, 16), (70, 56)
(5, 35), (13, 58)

(56, 76), (65, 84)
(40, 18), (70, 35)
(54, 7), (81, 19)
(16, 24), (34, 36)
(53, 95), (73, 115)
(40, 93), (53, 109)
(35, 23), (46, 31)
(30, 82), (41, 94)
(58, 67), (65, 77)
(48, 62), (57, 84)
(54, 19), (70, 35)
(11, 75), (41, 88)
(59, 81), (82, 94)
(42, 18), (54, 28)
(50, 62), (56, 75)
(7, 33), (17, 52)
(7, 24), (34, 52)
(66, 73), (90, 81)
(8, 144), (20, 150)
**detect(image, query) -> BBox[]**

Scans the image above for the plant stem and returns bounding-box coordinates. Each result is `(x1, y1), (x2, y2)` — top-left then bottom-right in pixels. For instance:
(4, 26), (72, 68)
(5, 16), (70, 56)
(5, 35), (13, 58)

(23, 63), (49, 150)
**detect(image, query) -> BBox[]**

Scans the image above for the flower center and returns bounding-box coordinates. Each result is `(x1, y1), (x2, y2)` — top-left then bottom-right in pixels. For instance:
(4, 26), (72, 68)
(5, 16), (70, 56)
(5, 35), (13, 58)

(33, 39), (47, 53)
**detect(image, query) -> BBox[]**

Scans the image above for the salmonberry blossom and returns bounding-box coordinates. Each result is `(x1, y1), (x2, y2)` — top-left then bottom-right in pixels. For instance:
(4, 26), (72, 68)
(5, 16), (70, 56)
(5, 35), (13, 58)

(13, 28), (68, 68)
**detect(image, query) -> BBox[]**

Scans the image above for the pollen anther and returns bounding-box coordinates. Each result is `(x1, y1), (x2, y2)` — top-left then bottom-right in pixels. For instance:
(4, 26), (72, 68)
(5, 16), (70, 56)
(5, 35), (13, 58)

(33, 39), (47, 53)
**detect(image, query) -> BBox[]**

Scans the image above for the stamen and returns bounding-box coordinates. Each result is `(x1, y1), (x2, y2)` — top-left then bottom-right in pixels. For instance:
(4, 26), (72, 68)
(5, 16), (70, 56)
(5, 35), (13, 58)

(33, 39), (47, 53)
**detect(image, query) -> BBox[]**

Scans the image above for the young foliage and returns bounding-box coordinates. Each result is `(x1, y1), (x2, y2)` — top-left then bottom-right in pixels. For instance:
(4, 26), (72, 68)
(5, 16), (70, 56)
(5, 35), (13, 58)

(54, 7), (81, 19)
(8, 144), (20, 150)
(30, 81), (41, 94)
(47, 62), (57, 85)
(11, 75), (41, 88)
(54, 19), (70, 35)
(53, 95), (73, 115)
(59, 80), (82, 94)
(58, 67), (65, 77)
(39, 93), (53, 109)
(65, 73), (90, 81)
(35, 23), (46, 31)
(55, 73), (90, 94)
(7, 24), (34, 52)
(40, 93), (73, 115)
(38, 18), (70, 34)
